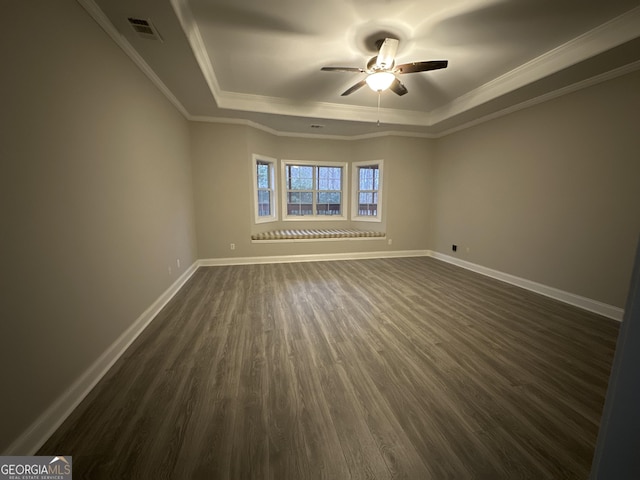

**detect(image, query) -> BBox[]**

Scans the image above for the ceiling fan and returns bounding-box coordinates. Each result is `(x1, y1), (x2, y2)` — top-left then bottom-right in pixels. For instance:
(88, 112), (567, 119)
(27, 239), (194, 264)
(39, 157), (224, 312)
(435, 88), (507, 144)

(321, 38), (448, 96)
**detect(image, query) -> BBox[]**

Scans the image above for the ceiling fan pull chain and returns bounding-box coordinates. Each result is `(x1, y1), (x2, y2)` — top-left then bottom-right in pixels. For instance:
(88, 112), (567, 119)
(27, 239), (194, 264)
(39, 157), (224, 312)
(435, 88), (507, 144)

(377, 91), (381, 127)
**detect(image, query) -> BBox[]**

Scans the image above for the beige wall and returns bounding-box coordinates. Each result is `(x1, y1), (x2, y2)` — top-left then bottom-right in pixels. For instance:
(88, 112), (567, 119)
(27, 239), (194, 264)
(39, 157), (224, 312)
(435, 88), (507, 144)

(3, 0), (639, 456)
(383, 136), (435, 251)
(190, 124), (434, 258)
(431, 70), (640, 307)
(192, 71), (640, 308)
(1, 0), (197, 452)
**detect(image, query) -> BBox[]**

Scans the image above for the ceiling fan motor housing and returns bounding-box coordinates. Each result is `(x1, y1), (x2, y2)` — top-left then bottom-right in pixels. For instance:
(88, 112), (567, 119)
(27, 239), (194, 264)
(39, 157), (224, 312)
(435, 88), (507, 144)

(367, 56), (393, 72)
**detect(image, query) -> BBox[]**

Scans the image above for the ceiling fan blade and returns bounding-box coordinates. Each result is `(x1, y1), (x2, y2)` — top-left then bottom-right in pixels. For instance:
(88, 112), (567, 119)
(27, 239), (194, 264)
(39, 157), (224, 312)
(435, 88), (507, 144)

(375, 38), (399, 70)
(321, 66), (365, 73)
(341, 79), (367, 96)
(395, 60), (448, 74)
(389, 78), (408, 96)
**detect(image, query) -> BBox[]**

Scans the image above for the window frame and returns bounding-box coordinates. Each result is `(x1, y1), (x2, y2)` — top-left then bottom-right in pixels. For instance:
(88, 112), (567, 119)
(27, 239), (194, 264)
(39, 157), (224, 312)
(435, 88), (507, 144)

(281, 159), (348, 221)
(252, 154), (278, 224)
(351, 159), (384, 223)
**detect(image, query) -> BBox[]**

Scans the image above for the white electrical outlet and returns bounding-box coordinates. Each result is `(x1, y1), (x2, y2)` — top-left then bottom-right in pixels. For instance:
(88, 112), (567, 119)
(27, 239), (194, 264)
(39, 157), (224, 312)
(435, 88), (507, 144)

(176, 258), (181, 268)
(230, 243), (236, 250)
(388, 239), (393, 245)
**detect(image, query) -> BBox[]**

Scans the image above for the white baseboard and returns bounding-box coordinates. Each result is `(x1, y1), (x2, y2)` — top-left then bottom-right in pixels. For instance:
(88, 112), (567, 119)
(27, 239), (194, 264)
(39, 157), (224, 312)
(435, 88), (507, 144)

(6, 248), (623, 455)
(428, 251), (624, 321)
(3, 261), (199, 456)
(198, 249), (430, 266)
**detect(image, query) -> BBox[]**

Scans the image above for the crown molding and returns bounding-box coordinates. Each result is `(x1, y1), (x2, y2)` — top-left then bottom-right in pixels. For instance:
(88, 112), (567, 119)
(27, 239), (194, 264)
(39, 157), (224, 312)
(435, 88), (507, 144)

(170, 0), (425, 126)
(429, 6), (640, 124)
(77, 0), (189, 118)
(169, 0), (222, 102)
(193, 58), (640, 140)
(435, 59), (640, 137)
(168, 0), (429, 127)
(189, 116), (436, 140)
(213, 90), (432, 126)
(79, 0), (640, 140)
(169, 1), (640, 129)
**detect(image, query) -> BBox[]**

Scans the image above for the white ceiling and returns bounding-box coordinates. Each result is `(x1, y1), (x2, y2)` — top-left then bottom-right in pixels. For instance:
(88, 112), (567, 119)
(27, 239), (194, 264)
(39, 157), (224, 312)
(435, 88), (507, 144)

(82, 0), (640, 137)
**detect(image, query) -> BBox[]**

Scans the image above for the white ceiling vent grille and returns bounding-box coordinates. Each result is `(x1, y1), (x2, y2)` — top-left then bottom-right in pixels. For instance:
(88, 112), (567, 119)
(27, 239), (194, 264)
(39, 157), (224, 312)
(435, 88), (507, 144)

(127, 17), (163, 42)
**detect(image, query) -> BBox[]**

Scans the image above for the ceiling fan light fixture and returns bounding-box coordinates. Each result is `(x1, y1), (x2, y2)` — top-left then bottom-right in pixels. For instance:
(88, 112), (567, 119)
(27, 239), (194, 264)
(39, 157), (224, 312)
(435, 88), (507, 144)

(366, 72), (395, 92)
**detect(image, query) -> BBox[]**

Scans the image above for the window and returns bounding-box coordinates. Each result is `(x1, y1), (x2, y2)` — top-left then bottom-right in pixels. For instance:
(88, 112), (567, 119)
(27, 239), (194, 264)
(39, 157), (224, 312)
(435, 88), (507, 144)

(351, 160), (383, 222)
(281, 160), (348, 220)
(252, 154), (277, 223)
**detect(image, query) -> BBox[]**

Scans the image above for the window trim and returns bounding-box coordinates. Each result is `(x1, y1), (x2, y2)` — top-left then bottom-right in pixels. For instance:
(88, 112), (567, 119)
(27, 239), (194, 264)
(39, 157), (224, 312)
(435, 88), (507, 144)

(281, 159), (348, 221)
(351, 159), (384, 223)
(252, 154), (278, 224)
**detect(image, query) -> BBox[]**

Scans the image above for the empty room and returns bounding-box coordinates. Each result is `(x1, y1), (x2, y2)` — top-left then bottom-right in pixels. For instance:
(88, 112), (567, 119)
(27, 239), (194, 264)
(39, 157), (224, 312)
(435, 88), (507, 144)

(2, 0), (640, 478)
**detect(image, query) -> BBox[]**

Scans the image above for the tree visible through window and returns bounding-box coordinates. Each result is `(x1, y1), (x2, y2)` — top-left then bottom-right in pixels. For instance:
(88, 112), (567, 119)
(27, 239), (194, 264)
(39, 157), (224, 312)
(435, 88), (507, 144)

(352, 160), (383, 222)
(283, 161), (347, 219)
(316, 166), (342, 215)
(286, 165), (313, 215)
(358, 166), (379, 215)
(256, 160), (273, 216)
(252, 154), (277, 224)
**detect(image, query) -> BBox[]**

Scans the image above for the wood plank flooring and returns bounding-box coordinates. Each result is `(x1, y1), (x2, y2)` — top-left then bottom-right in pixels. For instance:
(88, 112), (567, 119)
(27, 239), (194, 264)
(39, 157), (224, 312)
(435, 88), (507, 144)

(38, 257), (620, 479)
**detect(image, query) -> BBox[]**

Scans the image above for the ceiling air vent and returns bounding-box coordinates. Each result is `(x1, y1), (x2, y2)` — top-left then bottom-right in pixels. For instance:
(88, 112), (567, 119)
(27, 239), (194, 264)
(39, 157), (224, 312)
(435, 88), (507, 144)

(127, 17), (163, 42)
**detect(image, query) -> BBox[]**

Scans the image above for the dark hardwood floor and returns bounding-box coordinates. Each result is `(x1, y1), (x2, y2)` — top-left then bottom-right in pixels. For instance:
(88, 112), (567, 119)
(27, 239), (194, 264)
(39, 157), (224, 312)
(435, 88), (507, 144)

(38, 256), (620, 479)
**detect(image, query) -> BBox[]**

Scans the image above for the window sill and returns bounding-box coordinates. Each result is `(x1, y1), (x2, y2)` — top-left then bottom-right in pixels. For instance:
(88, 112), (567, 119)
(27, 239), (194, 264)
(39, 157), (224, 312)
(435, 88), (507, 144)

(254, 217), (279, 224)
(352, 216), (382, 223)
